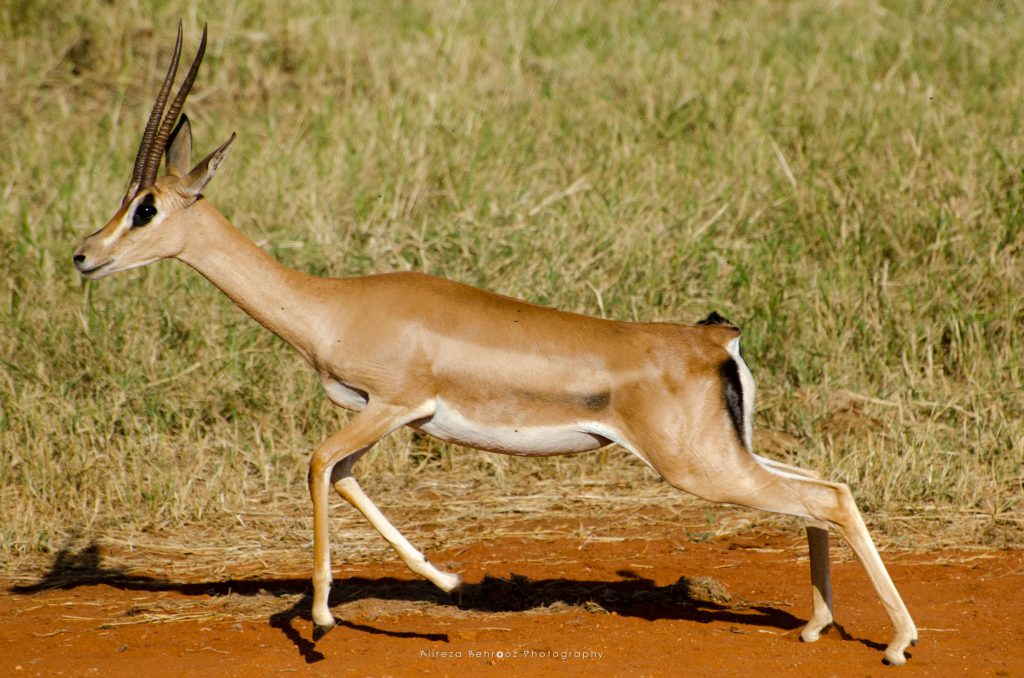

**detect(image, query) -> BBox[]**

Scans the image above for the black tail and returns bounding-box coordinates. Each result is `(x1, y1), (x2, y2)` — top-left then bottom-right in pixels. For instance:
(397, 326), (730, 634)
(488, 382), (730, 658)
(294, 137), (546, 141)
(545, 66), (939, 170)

(696, 311), (737, 328)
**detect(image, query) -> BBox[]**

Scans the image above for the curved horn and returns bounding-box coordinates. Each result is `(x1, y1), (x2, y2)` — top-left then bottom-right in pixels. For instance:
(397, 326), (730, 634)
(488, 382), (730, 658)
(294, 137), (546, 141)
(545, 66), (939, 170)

(125, 21), (183, 203)
(139, 24), (207, 190)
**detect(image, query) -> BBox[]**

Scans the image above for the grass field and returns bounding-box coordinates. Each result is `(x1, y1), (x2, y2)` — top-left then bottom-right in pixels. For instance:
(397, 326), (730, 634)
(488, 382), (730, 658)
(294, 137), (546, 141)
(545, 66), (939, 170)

(1, 0), (1022, 573)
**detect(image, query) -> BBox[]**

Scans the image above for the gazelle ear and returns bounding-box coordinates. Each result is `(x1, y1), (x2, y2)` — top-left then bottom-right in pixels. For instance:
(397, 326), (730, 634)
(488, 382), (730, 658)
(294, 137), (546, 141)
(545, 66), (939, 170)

(180, 133), (236, 199)
(165, 114), (192, 177)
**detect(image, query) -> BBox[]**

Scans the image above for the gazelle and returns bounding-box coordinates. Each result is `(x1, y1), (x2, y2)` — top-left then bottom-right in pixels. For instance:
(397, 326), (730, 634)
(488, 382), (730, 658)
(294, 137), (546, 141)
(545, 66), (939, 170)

(73, 25), (917, 664)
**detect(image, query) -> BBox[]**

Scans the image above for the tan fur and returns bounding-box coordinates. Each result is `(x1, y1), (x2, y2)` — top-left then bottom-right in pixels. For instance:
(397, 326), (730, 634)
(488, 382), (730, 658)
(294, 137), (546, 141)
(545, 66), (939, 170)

(72, 42), (916, 664)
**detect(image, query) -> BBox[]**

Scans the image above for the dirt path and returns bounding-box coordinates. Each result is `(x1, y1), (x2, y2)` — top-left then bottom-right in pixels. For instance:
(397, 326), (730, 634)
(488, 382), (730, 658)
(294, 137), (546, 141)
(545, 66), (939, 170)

(1, 529), (1020, 677)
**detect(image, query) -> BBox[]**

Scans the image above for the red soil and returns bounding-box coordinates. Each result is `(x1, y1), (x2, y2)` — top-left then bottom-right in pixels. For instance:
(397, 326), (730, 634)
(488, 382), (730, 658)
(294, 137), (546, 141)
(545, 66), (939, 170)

(1, 530), (1020, 677)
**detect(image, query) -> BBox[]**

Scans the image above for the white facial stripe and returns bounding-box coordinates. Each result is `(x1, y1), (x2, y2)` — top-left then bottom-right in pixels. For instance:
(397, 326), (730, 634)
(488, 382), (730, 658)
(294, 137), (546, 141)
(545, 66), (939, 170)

(99, 219), (129, 248)
(100, 194), (147, 247)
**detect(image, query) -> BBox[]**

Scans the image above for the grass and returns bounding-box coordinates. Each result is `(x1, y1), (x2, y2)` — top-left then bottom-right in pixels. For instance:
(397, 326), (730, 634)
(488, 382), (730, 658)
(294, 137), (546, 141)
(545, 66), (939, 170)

(1, 0), (1022, 574)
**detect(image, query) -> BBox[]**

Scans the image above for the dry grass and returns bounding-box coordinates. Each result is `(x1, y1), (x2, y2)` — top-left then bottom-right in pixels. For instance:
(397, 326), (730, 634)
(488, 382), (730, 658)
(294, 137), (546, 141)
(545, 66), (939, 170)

(2, 0), (1023, 578)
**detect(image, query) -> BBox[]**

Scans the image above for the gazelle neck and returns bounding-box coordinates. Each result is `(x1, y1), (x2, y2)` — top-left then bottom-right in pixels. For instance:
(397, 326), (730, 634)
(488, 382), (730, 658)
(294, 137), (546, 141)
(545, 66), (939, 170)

(176, 199), (328, 363)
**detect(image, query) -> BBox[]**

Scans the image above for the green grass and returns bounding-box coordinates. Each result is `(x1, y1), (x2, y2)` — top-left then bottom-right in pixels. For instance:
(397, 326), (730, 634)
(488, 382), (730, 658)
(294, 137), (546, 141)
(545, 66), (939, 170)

(2, 0), (1022, 569)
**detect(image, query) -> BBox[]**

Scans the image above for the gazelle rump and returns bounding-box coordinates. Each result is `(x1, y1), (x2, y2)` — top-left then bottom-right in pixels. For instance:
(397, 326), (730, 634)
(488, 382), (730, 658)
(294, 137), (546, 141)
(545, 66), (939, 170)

(72, 25), (917, 664)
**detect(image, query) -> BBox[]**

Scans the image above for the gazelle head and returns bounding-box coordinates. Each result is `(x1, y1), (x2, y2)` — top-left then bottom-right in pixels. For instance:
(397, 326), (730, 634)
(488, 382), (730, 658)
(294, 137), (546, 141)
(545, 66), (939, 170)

(73, 23), (234, 279)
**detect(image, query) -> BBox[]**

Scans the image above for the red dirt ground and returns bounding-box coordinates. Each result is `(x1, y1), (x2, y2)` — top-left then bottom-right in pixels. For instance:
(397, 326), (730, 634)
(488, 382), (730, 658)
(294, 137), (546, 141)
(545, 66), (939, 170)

(1, 529), (1021, 677)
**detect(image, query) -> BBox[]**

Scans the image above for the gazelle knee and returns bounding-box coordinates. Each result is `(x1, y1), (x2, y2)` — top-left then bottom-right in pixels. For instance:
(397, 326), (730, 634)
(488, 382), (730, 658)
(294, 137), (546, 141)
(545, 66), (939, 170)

(817, 481), (865, 530)
(333, 474), (359, 499)
(308, 454), (333, 487)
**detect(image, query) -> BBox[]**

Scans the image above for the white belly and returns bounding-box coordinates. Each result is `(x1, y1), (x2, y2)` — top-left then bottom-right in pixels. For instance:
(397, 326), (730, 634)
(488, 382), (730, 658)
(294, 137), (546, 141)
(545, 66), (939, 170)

(320, 380), (612, 456)
(415, 399), (611, 456)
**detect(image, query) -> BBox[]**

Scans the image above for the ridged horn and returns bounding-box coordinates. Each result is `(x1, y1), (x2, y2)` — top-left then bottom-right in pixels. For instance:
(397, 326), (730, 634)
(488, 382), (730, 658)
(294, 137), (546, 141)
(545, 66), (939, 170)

(139, 24), (207, 190)
(125, 21), (183, 204)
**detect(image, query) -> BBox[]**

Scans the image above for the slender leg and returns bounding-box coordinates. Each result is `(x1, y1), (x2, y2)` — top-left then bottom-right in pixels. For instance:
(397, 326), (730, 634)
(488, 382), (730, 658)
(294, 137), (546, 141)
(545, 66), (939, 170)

(308, 407), (407, 640)
(801, 523), (833, 642)
(775, 480), (914, 664)
(655, 451), (916, 665)
(752, 457), (834, 640)
(332, 468), (461, 592)
(828, 487), (917, 664)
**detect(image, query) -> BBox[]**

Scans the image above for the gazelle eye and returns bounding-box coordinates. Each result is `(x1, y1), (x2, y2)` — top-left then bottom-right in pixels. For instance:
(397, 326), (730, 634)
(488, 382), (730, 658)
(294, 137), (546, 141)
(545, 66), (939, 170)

(132, 195), (157, 228)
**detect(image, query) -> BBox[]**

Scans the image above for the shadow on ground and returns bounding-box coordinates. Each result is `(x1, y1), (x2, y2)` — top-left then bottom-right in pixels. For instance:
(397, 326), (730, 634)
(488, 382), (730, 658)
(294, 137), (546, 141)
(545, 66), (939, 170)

(9, 538), (881, 663)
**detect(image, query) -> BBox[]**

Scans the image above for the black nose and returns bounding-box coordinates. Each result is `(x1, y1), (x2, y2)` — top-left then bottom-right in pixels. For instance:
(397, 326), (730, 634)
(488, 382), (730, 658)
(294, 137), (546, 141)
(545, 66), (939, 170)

(73, 254), (85, 264)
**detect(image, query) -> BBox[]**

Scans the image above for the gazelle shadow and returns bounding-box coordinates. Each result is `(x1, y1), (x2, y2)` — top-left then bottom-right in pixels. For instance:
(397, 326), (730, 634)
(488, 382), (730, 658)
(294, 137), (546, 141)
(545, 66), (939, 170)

(10, 538), (885, 664)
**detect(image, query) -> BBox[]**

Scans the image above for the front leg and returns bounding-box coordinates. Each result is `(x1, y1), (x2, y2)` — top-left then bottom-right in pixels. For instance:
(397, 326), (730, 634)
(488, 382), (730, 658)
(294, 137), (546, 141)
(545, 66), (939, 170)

(308, 405), (411, 640)
(332, 461), (462, 593)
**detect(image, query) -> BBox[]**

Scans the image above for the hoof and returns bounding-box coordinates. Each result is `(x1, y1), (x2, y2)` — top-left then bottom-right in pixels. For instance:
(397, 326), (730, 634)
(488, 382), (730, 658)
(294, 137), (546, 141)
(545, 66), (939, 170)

(312, 622), (336, 642)
(435, 571), (462, 594)
(882, 634), (915, 665)
(799, 621), (830, 644)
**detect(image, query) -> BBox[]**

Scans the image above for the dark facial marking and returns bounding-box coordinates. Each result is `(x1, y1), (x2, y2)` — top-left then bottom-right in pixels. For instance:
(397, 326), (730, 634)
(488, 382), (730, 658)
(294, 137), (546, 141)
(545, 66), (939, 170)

(132, 193), (157, 228)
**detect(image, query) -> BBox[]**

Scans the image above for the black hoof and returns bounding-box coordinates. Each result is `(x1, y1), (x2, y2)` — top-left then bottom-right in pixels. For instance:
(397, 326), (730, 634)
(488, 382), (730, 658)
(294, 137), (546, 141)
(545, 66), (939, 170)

(911, 638), (918, 647)
(313, 622), (335, 642)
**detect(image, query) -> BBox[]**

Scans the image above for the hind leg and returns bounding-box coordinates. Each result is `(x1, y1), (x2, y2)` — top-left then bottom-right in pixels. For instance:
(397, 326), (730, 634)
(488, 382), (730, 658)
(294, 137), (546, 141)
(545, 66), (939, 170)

(802, 523), (833, 642)
(752, 455), (834, 641)
(650, 446), (915, 665)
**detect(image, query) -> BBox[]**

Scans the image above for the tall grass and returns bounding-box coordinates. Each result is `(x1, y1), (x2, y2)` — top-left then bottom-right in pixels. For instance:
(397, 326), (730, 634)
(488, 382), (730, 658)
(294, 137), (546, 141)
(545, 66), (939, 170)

(1, 0), (1022, 569)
